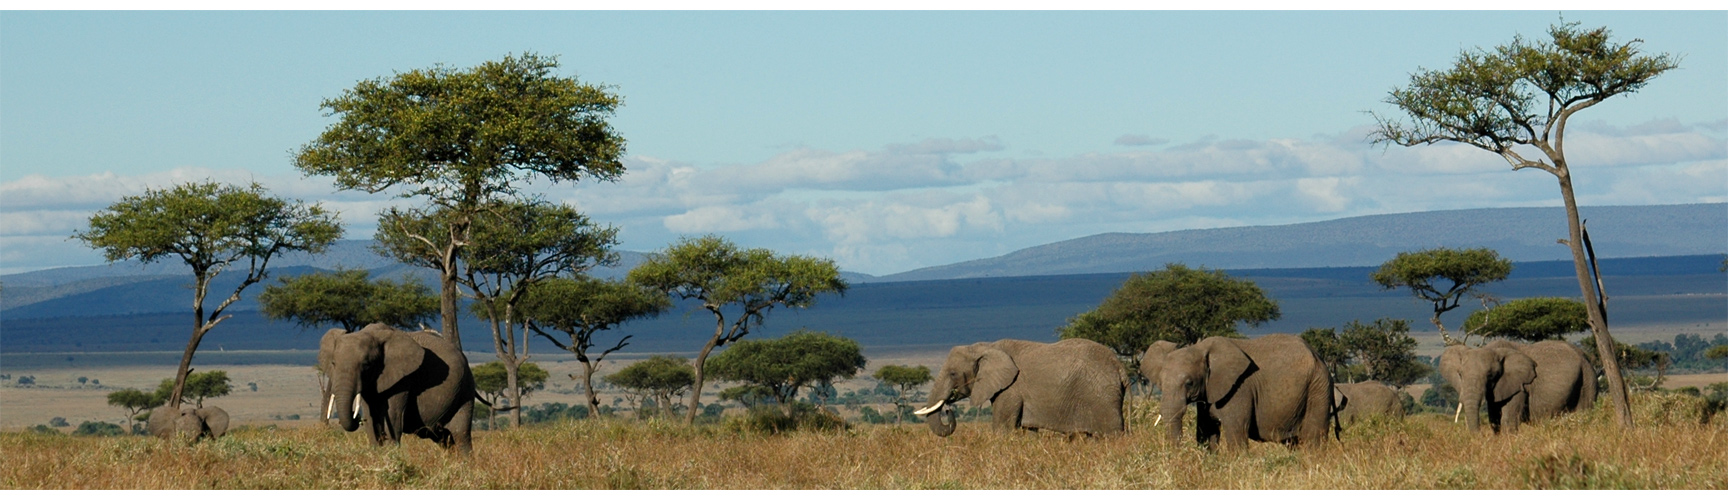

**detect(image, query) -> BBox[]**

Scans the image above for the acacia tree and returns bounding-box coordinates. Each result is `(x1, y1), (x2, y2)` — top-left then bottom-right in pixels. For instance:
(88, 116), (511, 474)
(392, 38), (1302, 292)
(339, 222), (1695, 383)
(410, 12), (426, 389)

(627, 235), (848, 424)
(705, 330), (867, 412)
(106, 389), (166, 433)
(257, 269), (438, 331)
(1339, 318), (1430, 387)
(75, 182), (341, 410)
(1059, 263), (1280, 381)
(604, 356), (696, 417)
(152, 370), (233, 409)
(1461, 296), (1589, 342)
(295, 53), (627, 351)
(1371, 22), (1677, 427)
(516, 277), (671, 417)
(1370, 247), (1511, 346)
(471, 361), (549, 428)
(872, 365), (932, 424)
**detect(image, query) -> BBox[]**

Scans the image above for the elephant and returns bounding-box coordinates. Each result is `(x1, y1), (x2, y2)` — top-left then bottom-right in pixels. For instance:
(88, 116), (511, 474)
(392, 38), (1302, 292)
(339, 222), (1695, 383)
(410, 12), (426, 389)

(1332, 381), (1406, 427)
(146, 405), (229, 442)
(1439, 339), (1596, 434)
(913, 338), (1127, 437)
(320, 323), (475, 452)
(1140, 334), (1333, 449)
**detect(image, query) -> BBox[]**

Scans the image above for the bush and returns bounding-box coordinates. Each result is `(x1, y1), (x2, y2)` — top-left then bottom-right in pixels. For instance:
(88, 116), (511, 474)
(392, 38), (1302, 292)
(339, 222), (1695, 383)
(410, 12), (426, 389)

(48, 417), (70, 427)
(27, 425), (57, 435)
(722, 402), (849, 434)
(71, 421), (126, 437)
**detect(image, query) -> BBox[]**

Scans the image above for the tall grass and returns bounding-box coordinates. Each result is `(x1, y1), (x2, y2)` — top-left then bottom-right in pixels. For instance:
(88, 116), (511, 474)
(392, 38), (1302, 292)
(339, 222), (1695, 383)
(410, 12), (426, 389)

(4, 392), (1724, 489)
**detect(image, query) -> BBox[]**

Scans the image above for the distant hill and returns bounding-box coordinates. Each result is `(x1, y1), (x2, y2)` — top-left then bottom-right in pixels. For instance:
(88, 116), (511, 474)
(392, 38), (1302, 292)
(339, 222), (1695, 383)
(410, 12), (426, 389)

(881, 203), (1727, 282)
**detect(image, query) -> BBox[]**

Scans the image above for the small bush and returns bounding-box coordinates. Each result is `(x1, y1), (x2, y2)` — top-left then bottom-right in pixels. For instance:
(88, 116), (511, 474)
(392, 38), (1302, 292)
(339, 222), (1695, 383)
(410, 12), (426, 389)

(48, 417), (70, 427)
(27, 424), (58, 435)
(71, 421), (126, 437)
(723, 402), (848, 434)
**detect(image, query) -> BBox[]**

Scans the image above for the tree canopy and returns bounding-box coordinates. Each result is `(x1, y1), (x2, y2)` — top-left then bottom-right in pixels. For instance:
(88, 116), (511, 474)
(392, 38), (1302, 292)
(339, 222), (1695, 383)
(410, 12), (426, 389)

(75, 182), (341, 409)
(257, 269), (438, 331)
(153, 370), (232, 409)
(1371, 247), (1511, 343)
(1462, 297), (1589, 342)
(473, 361), (549, 406)
(1059, 263), (1280, 357)
(627, 235), (847, 423)
(705, 330), (867, 408)
(1370, 21), (1677, 429)
(604, 356), (696, 415)
(517, 276), (671, 415)
(295, 52), (628, 350)
(1301, 319), (1430, 387)
(873, 364), (932, 424)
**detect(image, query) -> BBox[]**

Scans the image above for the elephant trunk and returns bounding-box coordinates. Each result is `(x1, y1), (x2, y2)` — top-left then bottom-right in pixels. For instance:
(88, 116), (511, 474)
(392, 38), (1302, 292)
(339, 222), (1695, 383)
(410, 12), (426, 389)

(920, 377), (956, 437)
(1458, 375), (1485, 433)
(925, 406), (956, 437)
(331, 379), (362, 433)
(1159, 391), (1187, 445)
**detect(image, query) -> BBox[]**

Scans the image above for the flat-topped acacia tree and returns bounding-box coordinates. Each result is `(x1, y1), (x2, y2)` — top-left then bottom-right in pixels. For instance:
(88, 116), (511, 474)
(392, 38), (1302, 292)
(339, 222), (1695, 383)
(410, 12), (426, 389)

(627, 235), (847, 424)
(1371, 22), (1678, 428)
(294, 53), (626, 350)
(75, 182), (341, 410)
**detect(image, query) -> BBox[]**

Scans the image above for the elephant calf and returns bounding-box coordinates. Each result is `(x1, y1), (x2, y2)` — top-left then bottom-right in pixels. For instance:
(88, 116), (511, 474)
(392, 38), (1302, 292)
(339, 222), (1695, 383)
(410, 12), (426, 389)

(1333, 381), (1406, 428)
(914, 338), (1127, 437)
(1141, 334), (1333, 449)
(146, 405), (229, 443)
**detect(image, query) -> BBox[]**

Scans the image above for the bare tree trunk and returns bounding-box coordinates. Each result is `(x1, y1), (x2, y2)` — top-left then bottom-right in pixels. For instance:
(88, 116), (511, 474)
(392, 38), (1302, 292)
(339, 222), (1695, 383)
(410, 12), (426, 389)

(1558, 172), (1634, 428)
(582, 360), (600, 418)
(685, 314), (726, 425)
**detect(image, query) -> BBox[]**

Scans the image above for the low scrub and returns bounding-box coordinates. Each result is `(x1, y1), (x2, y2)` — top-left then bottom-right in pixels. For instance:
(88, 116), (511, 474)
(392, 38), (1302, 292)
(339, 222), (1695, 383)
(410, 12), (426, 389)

(2, 393), (1724, 489)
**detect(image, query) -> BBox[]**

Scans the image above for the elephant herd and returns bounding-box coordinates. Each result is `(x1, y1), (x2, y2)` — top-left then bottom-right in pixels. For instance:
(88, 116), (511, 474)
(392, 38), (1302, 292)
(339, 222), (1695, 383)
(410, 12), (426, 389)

(149, 323), (1597, 453)
(914, 334), (1598, 450)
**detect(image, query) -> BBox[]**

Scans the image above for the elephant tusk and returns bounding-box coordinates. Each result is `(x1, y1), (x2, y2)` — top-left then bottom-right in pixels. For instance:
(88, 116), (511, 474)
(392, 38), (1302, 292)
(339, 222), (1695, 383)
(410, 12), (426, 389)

(1153, 414), (1162, 426)
(1453, 402), (1463, 423)
(912, 401), (945, 416)
(325, 394), (335, 419)
(353, 395), (363, 420)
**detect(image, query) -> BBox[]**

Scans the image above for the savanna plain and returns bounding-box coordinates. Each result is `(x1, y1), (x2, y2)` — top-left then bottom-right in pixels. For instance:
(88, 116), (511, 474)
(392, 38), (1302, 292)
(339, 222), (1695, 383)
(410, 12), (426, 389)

(3, 392), (1726, 489)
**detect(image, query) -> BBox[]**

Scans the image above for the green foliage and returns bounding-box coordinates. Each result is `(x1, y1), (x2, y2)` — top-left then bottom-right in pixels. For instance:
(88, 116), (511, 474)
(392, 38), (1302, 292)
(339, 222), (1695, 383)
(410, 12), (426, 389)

(71, 421), (127, 437)
(1058, 263), (1279, 355)
(1340, 318), (1430, 387)
(1579, 336), (1669, 386)
(27, 425), (57, 435)
(154, 370), (232, 408)
(258, 269), (438, 331)
(705, 330), (867, 406)
(49, 417), (70, 427)
(106, 388), (166, 425)
(723, 401), (849, 435)
(293, 52), (626, 205)
(1370, 247), (1511, 337)
(1463, 297), (1588, 342)
(873, 364), (932, 424)
(472, 361), (550, 401)
(605, 356), (697, 414)
(1705, 345), (1728, 360)
(626, 235), (847, 421)
(517, 277), (671, 360)
(1300, 327), (1350, 380)
(1421, 382), (1459, 413)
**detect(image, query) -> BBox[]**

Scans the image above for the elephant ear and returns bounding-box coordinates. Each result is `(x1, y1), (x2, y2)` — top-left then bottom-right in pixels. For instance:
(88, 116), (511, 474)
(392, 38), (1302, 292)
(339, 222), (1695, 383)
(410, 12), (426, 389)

(973, 348), (1018, 404)
(1140, 341), (1179, 389)
(318, 328), (346, 371)
(377, 331), (425, 392)
(195, 406), (230, 438)
(1204, 340), (1254, 406)
(1493, 349), (1536, 403)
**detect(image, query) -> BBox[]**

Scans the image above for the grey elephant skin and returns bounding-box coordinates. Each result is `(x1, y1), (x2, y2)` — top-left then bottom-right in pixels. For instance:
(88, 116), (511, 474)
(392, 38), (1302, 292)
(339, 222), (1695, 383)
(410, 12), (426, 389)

(916, 338), (1127, 437)
(146, 405), (229, 442)
(1141, 334), (1333, 449)
(1439, 339), (1596, 434)
(1332, 381), (1406, 427)
(320, 323), (475, 452)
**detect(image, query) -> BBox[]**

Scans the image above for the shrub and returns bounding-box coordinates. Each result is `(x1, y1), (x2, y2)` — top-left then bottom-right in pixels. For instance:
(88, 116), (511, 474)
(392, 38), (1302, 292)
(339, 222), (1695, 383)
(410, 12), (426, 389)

(722, 402), (849, 434)
(71, 421), (126, 437)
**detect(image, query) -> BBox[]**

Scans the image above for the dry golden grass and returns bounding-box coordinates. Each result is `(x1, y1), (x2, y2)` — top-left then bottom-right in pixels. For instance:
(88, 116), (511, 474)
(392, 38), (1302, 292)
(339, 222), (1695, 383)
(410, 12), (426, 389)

(4, 392), (1725, 489)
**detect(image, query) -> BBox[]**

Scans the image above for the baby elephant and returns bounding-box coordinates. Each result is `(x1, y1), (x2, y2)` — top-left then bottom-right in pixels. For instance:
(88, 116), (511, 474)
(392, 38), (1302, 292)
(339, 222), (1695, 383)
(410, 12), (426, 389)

(146, 405), (229, 443)
(1332, 381), (1406, 428)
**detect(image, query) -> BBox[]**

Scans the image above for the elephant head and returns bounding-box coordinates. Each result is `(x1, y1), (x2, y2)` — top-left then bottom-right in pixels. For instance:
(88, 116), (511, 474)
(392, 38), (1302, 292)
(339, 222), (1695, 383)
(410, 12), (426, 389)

(1439, 343), (1535, 433)
(1143, 337), (1254, 444)
(913, 342), (1019, 437)
(1138, 341), (1180, 390)
(323, 325), (425, 433)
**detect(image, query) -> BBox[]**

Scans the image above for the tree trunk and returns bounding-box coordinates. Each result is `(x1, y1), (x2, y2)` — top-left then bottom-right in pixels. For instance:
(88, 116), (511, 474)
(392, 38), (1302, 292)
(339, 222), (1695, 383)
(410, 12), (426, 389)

(169, 273), (214, 410)
(685, 314), (727, 425)
(582, 360), (600, 418)
(440, 268), (462, 350)
(1557, 171), (1634, 428)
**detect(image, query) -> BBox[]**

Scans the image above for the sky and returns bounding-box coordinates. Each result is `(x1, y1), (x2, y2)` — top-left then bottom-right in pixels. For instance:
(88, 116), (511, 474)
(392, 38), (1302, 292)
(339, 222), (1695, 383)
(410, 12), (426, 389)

(2, 10), (1725, 276)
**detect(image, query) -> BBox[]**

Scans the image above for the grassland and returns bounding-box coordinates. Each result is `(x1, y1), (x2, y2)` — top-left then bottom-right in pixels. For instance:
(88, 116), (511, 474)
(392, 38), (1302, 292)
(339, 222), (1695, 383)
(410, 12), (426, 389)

(4, 392), (1724, 489)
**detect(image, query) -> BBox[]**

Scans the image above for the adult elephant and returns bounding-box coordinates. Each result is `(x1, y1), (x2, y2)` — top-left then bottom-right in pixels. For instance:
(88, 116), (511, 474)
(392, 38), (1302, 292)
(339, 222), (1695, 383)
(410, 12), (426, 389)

(146, 405), (229, 442)
(1333, 381), (1406, 427)
(1439, 339), (1595, 434)
(913, 338), (1126, 437)
(320, 323), (475, 452)
(1141, 334), (1333, 449)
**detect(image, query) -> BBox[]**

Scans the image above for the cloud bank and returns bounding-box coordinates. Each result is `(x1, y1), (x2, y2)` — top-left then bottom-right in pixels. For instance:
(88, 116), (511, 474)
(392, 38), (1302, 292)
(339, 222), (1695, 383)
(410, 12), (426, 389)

(4, 120), (1724, 276)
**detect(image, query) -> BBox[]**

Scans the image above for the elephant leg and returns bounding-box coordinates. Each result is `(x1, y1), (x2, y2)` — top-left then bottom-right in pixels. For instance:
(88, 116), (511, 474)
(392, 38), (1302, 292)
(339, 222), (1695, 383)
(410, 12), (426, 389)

(1195, 403), (1222, 448)
(1216, 407), (1251, 450)
(991, 394), (1025, 432)
(1486, 402), (1504, 434)
(450, 398), (474, 453)
(385, 392), (411, 443)
(1503, 393), (1528, 433)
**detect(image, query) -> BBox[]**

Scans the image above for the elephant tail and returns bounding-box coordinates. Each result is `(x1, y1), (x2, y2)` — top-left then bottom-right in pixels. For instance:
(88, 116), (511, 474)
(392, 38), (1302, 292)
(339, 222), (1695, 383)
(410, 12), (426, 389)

(473, 393), (519, 412)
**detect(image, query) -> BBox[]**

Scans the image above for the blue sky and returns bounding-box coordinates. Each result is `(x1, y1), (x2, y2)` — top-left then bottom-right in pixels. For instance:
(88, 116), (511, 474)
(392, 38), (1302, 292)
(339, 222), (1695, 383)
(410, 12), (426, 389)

(3, 11), (1725, 276)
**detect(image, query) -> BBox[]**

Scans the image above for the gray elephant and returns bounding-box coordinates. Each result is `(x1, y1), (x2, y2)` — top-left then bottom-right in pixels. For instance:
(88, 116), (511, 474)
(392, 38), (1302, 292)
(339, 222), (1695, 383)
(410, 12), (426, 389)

(1439, 339), (1596, 434)
(1333, 381), (1406, 427)
(320, 323), (475, 452)
(146, 405), (229, 442)
(913, 338), (1126, 437)
(1141, 334), (1333, 449)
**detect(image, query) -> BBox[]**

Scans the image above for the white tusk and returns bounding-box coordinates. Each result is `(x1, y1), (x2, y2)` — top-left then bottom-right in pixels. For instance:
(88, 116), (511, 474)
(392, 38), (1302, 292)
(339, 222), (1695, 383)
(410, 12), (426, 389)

(912, 401), (945, 416)
(352, 395), (362, 420)
(325, 394), (335, 419)
(1453, 402), (1463, 423)
(1153, 414), (1162, 426)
